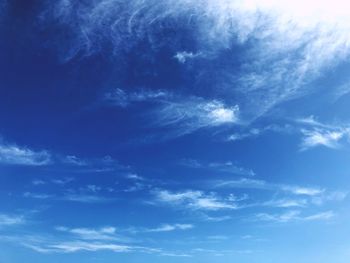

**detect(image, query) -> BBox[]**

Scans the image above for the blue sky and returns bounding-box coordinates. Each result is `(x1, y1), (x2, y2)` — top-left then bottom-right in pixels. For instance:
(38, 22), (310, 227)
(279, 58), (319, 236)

(1, 0), (350, 262)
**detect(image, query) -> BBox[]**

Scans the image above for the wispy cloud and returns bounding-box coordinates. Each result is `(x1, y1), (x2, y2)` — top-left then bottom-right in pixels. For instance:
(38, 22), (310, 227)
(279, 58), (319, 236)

(144, 224), (194, 233)
(56, 226), (118, 241)
(61, 194), (114, 204)
(263, 199), (307, 208)
(0, 141), (51, 166)
(152, 97), (239, 136)
(27, 241), (130, 253)
(38, 0), (350, 120)
(255, 210), (335, 223)
(217, 178), (324, 197)
(0, 214), (25, 226)
(296, 116), (350, 150)
(300, 129), (348, 150)
(62, 155), (88, 166)
(105, 89), (239, 137)
(174, 51), (202, 63)
(181, 159), (255, 176)
(104, 88), (170, 107)
(23, 192), (53, 200)
(153, 189), (237, 210)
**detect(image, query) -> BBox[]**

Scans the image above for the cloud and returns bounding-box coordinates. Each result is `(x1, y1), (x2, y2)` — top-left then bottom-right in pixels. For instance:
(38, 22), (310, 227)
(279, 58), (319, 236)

(23, 192), (53, 199)
(281, 185), (324, 196)
(105, 89), (239, 137)
(51, 177), (74, 185)
(153, 189), (237, 210)
(263, 199), (307, 208)
(30, 241), (130, 253)
(255, 210), (335, 223)
(174, 51), (202, 63)
(217, 178), (324, 197)
(151, 97), (239, 137)
(126, 173), (145, 181)
(56, 226), (118, 241)
(311, 191), (348, 205)
(300, 129), (348, 150)
(181, 159), (255, 176)
(62, 155), (88, 166)
(32, 180), (46, 186)
(144, 224), (193, 233)
(0, 214), (25, 226)
(295, 116), (350, 150)
(225, 116), (350, 151)
(227, 124), (294, 142)
(104, 89), (170, 107)
(0, 142), (51, 166)
(61, 194), (114, 203)
(36, 0), (350, 121)
(60, 155), (124, 172)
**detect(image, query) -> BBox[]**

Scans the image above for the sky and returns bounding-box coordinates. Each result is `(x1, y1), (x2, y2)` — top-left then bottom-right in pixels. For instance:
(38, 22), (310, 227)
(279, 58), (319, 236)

(1, 0), (350, 262)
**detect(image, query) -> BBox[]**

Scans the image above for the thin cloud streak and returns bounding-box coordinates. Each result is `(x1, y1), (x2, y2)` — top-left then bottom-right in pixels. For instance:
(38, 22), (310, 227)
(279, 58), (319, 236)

(0, 141), (51, 166)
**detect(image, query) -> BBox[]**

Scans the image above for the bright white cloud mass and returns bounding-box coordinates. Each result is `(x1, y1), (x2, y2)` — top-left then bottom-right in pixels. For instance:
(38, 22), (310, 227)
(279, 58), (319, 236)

(1, 0), (350, 263)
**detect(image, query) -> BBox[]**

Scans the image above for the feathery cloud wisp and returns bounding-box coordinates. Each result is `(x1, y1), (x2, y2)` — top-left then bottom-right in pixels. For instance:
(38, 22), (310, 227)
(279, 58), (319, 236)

(154, 189), (237, 210)
(0, 142), (51, 166)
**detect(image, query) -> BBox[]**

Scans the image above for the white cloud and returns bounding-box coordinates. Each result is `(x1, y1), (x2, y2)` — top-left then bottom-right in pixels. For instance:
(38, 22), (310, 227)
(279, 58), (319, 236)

(300, 129), (348, 150)
(217, 178), (324, 196)
(63, 155), (87, 166)
(61, 194), (113, 203)
(145, 224), (193, 233)
(153, 98), (239, 137)
(181, 159), (255, 176)
(23, 192), (53, 199)
(51, 177), (74, 185)
(227, 124), (294, 142)
(104, 88), (169, 107)
(45, 241), (130, 253)
(174, 51), (201, 63)
(32, 180), (46, 186)
(263, 199), (307, 208)
(0, 142), (51, 166)
(105, 89), (239, 137)
(56, 226), (118, 241)
(154, 189), (237, 210)
(296, 117), (350, 150)
(41, 0), (350, 120)
(281, 186), (324, 196)
(126, 173), (144, 181)
(311, 191), (348, 205)
(0, 214), (25, 226)
(255, 210), (335, 223)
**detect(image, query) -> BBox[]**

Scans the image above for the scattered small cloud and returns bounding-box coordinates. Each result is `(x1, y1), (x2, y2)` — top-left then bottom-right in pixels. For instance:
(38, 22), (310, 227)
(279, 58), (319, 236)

(32, 180), (46, 186)
(62, 155), (88, 166)
(174, 51), (202, 63)
(51, 177), (74, 185)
